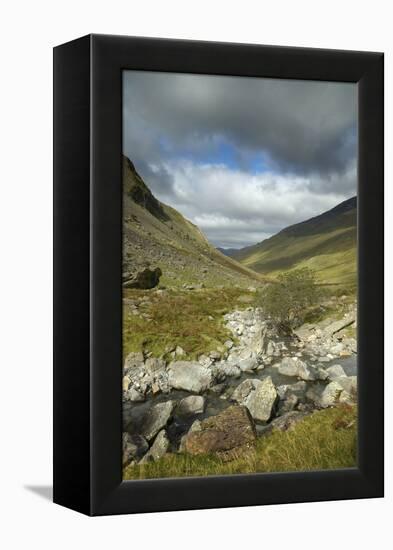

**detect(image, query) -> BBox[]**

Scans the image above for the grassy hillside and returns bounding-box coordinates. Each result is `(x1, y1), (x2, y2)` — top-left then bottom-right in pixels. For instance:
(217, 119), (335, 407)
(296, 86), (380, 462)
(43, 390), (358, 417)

(230, 197), (357, 287)
(122, 156), (263, 289)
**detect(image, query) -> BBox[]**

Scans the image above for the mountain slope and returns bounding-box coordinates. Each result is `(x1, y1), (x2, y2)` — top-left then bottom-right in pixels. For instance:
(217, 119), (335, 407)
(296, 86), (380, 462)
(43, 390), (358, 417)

(122, 156), (263, 288)
(230, 197), (357, 285)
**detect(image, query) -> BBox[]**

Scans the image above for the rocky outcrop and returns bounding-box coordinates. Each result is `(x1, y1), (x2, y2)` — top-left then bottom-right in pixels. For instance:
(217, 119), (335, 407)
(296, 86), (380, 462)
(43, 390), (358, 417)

(293, 305), (357, 360)
(181, 405), (256, 459)
(123, 267), (162, 289)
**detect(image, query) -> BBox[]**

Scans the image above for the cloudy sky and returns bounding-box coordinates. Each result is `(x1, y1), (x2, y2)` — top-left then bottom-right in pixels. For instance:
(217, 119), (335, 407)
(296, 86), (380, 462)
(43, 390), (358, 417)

(123, 71), (357, 249)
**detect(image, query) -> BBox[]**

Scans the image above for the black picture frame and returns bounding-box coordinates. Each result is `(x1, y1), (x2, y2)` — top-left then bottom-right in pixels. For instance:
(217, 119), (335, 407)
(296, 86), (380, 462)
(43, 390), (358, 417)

(53, 34), (384, 516)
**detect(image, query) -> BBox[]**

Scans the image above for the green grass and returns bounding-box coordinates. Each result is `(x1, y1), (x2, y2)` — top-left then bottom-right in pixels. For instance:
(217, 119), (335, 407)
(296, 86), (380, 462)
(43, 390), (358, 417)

(232, 201), (357, 286)
(123, 287), (258, 360)
(123, 404), (357, 480)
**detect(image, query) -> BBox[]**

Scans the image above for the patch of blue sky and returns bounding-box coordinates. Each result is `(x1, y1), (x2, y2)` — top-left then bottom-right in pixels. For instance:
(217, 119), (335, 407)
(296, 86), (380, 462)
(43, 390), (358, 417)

(157, 134), (272, 174)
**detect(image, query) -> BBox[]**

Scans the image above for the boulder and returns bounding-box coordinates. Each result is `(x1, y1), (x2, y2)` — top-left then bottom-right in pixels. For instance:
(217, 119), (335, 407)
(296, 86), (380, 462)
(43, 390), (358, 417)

(326, 364), (347, 380)
(319, 381), (345, 407)
(248, 376), (278, 422)
(237, 355), (258, 372)
(140, 400), (175, 441)
(167, 361), (213, 393)
(122, 433), (149, 466)
(334, 375), (357, 396)
(177, 395), (205, 416)
(307, 381), (349, 408)
(123, 267), (162, 289)
(182, 405), (256, 459)
(139, 430), (169, 463)
(232, 376), (277, 422)
(278, 357), (316, 381)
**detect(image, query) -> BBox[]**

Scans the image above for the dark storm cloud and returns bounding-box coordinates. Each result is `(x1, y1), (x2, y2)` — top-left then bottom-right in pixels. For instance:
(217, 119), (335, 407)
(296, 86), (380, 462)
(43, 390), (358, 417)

(123, 71), (356, 179)
(122, 71), (357, 248)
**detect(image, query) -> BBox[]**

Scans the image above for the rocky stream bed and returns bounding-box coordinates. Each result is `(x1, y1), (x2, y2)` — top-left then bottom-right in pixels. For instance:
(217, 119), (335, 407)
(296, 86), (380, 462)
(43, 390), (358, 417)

(123, 305), (357, 467)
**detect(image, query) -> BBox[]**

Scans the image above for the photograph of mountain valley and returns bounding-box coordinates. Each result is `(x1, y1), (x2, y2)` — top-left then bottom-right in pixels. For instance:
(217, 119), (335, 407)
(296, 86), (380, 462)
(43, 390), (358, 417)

(122, 71), (358, 480)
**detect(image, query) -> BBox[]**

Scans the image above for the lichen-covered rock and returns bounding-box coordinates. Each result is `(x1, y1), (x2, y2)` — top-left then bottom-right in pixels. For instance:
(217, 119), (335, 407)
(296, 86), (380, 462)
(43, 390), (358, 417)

(182, 405), (256, 459)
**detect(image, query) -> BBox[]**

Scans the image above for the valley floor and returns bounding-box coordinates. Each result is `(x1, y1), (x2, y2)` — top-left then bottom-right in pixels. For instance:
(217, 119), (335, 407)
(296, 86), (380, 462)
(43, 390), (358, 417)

(122, 284), (357, 479)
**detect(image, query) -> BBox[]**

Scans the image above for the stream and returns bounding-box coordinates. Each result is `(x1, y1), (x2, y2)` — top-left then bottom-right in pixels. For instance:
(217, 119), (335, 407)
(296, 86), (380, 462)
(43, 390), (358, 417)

(123, 345), (357, 451)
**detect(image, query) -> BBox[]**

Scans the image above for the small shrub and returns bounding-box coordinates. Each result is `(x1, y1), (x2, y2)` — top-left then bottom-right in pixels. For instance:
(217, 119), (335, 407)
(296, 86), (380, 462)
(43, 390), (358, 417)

(260, 268), (322, 331)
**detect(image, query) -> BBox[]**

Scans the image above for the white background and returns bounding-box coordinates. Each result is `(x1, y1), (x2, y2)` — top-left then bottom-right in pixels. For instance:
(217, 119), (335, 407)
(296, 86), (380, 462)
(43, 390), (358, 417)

(0, 0), (390, 547)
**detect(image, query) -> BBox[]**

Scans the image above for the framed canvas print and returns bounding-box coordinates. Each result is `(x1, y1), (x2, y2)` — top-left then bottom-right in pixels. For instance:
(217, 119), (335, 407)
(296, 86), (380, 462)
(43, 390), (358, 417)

(53, 34), (384, 516)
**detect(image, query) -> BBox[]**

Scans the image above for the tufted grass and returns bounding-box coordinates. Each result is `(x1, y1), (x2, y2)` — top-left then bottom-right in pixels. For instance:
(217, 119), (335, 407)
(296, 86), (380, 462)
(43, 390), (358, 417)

(123, 404), (357, 480)
(123, 287), (258, 360)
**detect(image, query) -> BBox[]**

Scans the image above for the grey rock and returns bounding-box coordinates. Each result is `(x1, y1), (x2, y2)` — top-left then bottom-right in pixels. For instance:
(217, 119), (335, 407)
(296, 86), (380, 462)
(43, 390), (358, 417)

(140, 400), (175, 441)
(334, 375), (357, 395)
(237, 355), (258, 372)
(177, 395), (205, 415)
(123, 433), (149, 466)
(123, 267), (162, 290)
(248, 376), (278, 422)
(140, 430), (169, 463)
(232, 376), (277, 422)
(124, 351), (144, 374)
(278, 357), (316, 381)
(144, 357), (166, 377)
(319, 381), (345, 407)
(326, 364), (347, 380)
(167, 361), (214, 393)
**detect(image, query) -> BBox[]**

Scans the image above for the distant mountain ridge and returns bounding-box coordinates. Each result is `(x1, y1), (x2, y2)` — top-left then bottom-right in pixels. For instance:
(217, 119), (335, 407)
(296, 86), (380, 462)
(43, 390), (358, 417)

(229, 197), (357, 285)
